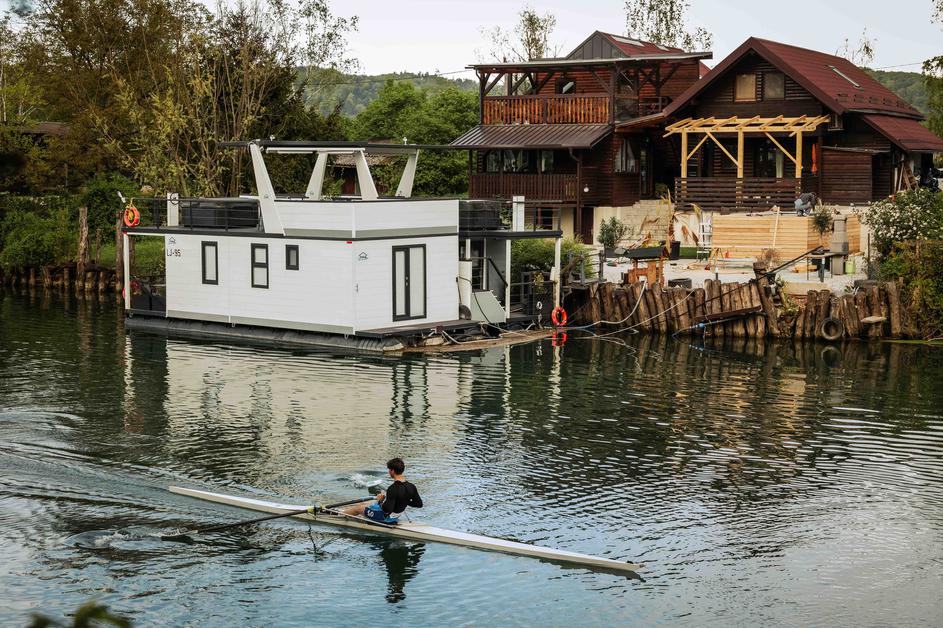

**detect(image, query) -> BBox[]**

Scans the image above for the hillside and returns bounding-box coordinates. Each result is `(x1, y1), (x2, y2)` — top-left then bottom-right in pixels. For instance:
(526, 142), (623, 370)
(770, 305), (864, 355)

(304, 68), (477, 117)
(303, 67), (930, 120)
(866, 69), (928, 115)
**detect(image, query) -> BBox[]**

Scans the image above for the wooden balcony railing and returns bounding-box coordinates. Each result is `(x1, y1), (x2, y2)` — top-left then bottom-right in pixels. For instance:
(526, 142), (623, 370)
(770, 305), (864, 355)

(482, 95), (610, 125)
(470, 173), (578, 202)
(674, 177), (818, 214)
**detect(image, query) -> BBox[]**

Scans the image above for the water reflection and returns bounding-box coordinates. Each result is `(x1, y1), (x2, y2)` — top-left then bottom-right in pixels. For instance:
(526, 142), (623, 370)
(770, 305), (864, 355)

(2, 288), (943, 626)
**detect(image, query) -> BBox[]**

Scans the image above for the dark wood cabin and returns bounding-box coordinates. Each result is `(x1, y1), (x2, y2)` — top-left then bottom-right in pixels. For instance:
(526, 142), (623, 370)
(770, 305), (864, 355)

(451, 31), (711, 242)
(629, 37), (943, 213)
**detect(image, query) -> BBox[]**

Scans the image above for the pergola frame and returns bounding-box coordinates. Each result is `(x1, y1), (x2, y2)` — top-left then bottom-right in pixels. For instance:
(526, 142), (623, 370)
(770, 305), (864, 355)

(664, 115), (830, 179)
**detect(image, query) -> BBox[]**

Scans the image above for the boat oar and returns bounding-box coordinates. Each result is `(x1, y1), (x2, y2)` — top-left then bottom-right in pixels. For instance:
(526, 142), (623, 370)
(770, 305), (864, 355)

(161, 496), (375, 542)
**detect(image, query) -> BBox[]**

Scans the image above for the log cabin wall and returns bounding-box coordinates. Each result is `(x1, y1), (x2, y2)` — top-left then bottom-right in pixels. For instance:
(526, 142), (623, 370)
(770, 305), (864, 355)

(820, 148), (873, 203)
(691, 55), (824, 119)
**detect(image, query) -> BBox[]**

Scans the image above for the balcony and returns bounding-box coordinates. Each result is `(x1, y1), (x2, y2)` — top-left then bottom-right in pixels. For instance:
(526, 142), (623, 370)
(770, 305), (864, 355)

(674, 177), (818, 214)
(470, 173), (578, 202)
(482, 95), (610, 125)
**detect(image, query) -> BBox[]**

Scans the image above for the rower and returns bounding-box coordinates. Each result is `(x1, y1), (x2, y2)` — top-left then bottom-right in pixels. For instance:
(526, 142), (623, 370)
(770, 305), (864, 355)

(342, 458), (422, 523)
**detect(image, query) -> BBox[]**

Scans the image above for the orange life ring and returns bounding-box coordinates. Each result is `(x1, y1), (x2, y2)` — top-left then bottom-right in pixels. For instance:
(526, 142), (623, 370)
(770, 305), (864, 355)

(123, 204), (140, 228)
(551, 306), (567, 327)
(551, 331), (568, 347)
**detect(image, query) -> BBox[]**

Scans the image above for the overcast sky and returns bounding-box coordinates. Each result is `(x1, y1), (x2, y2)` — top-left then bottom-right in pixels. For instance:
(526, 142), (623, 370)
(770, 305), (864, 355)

(343, 0), (942, 76)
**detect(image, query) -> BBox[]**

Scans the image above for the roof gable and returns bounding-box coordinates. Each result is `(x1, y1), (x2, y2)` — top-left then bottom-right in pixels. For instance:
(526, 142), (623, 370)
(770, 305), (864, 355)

(665, 37), (922, 119)
(566, 31), (686, 61)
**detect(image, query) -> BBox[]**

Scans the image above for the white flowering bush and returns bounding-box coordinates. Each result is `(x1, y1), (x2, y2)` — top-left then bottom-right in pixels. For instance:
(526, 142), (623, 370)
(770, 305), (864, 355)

(858, 189), (943, 256)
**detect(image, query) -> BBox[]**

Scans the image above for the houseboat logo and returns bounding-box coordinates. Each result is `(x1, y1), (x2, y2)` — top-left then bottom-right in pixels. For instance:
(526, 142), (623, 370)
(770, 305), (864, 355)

(358, 252), (368, 261)
(169, 237), (176, 245)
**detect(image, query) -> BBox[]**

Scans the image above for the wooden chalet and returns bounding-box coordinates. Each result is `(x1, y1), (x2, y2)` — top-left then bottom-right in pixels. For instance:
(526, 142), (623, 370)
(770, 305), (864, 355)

(630, 37), (943, 213)
(451, 31), (711, 242)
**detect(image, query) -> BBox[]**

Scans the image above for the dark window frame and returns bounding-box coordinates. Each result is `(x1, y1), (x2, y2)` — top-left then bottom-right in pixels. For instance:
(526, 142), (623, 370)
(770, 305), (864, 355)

(201, 241), (218, 285)
(392, 244), (427, 322)
(285, 244), (299, 270)
(762, 72), (785, 100)
(251, 243), (269, 289)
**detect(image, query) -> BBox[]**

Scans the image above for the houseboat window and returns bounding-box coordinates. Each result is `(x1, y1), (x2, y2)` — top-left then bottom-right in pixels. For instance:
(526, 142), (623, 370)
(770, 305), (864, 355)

(735, 73), (756, 102)
(484, 151), (501, 173)
(539, 150), (554, 174)
(201, 242), (218, 285)
(614, 138), (638, 174)
(285, 244), (299, 270)
(763, 72), (785, 100)
(556, 77), (576, 94)
(251, 243), (268, 288)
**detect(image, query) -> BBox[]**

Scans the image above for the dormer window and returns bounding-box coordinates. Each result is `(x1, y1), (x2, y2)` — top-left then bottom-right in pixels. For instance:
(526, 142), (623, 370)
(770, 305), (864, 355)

(763, 72), (785, 100)
(555, 77), (576, 94)
(735, 74), (756, 102)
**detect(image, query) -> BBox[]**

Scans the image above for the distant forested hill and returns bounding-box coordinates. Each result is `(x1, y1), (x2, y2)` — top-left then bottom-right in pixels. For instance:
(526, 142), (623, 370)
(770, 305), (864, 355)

(304, 68), (477, 117)
(867, 69), (928, 115)
(302, 67), (930, 119)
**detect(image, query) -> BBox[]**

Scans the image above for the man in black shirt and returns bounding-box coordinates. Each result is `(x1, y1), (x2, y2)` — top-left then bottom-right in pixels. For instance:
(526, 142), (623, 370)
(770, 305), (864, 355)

(341, 458), (422, 523)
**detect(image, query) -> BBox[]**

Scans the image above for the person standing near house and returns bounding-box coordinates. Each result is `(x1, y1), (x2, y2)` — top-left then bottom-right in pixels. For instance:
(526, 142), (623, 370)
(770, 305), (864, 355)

(341, 458), (422, 523)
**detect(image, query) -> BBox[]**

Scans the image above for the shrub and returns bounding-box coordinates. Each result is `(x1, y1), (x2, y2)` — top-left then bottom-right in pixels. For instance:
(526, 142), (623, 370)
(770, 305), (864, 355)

(511, 237), (590, 283)
(597, 216), (629, 249)
(79, 173), (140, 235)
(879, 240), (943, 338)
(858, 189), (943, 256)
(0, 196), (76, 269)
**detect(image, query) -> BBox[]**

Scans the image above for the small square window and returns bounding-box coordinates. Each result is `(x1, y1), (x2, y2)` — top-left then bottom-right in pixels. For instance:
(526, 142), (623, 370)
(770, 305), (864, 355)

(286, 245), (299, 270)
(763, 73), (785, 100)
(735, 74), (756, 102)
(201, 242), (218, 285)
(251, 243), (268, 288)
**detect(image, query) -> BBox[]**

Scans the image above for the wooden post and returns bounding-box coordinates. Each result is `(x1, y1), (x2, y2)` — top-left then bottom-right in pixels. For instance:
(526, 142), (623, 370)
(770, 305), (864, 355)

(795, 131), (803, 179)
(115, 215), (124, 296)
(886, 281), (902, 338)
(815, 289), (830, 338)
(736, 130), (744, 179)
(681, 130), (689, 179)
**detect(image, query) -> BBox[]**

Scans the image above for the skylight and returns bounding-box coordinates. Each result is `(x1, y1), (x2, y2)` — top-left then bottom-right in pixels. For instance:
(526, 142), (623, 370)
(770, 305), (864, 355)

(829, 65), (861, 89)
(612, 35), (644, 47)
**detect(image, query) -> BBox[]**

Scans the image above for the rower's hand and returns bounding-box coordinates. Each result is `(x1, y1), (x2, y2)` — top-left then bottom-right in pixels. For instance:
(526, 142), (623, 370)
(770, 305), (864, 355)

(377, 491), (385, 502)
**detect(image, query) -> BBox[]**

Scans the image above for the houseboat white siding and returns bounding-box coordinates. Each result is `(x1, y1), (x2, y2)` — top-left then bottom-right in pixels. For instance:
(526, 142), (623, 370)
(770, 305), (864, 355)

(163, 234), (356, 334)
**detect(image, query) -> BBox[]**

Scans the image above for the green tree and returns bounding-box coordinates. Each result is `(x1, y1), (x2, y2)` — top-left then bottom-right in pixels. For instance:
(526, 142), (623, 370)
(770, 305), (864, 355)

(924, 0), (943, 143)
(624, 0), (712, 51)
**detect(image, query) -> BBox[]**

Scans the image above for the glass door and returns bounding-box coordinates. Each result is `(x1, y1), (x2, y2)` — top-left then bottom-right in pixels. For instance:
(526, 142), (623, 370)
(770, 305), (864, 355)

(392, 245), (426, 321)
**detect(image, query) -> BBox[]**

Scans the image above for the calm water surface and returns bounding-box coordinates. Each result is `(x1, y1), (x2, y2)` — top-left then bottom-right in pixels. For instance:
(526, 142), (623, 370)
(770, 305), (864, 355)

(1, 289), (942, 626)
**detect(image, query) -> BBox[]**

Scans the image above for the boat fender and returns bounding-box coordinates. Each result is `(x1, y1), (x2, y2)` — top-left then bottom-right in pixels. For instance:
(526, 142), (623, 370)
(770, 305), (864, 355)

(819, 317), (844, 342)
(551, 306), (567, 327)
(123, 204), (140, 228)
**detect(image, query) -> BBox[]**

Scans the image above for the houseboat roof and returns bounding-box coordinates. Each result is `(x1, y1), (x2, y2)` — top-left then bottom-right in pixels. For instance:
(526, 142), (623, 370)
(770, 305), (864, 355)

(450, 123), (611, 150)
(663, 37), (924, 120)
(218, 140), (459, 153)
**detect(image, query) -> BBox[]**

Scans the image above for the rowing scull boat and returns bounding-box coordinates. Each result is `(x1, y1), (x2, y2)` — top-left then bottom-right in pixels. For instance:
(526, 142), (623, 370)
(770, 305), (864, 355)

(169, 486), (642, 573)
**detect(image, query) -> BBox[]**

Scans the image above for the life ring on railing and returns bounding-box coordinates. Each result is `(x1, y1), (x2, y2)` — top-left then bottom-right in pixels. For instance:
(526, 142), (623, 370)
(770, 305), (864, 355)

(551, 306), (568, 327)
(123, 204), (140, 228)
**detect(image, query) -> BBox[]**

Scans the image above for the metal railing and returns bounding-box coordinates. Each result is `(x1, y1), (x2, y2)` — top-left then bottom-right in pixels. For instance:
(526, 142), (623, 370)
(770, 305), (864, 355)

(460, 199), (562, 233)
(126, 197), (262, 231)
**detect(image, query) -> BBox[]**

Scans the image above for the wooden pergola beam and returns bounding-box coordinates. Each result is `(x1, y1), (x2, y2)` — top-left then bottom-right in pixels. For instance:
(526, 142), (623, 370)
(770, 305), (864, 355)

(664, 115), (830, 137)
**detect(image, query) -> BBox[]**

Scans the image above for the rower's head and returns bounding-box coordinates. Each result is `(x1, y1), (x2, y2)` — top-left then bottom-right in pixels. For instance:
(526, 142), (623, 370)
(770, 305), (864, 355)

(387, 458), (405, 478)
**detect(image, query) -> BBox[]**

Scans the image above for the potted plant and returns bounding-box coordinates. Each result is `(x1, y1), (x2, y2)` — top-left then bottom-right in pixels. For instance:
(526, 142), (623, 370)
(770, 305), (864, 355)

(597, 217), (628, 258)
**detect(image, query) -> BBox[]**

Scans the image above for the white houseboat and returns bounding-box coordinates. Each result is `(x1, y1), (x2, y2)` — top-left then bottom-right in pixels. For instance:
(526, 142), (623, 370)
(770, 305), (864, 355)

(122, 141), (563, 351)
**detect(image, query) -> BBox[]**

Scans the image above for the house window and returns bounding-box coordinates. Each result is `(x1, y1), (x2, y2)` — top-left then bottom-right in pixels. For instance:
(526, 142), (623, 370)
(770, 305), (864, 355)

(763, 72), (785, 100)
(555, 77), (576, 94)
(484, 151), (501, 173)
(201, 241), (218, 285)
(828, 113), (843, 130)
(539, 150), (554, 174)
(251, 243), (268, 288)
(502, 149), (532, 173)
(735, 73), (756, 102)
(614, 138), (638, 174)
(285, 244), (299, 270)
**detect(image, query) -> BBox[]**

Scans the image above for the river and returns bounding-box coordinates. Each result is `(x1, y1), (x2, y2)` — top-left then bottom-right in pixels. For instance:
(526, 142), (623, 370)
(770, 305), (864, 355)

(1, 289), (942, 626)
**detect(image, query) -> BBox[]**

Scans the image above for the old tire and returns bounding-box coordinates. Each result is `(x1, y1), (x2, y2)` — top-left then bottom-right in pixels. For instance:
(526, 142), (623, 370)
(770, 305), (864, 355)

(819, 317), (844, 342)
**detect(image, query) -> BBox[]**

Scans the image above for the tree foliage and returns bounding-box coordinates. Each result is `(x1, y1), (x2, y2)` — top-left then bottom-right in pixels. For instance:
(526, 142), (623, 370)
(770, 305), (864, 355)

(624, 0), (712, 51)
(836, 28), (876, 67)
(479, 5), (559, 62)
(925, 1), (943, 142)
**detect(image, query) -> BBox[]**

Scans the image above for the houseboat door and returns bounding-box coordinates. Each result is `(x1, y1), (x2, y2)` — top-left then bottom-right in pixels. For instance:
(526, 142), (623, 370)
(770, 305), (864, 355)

(392, 245), (426, 321)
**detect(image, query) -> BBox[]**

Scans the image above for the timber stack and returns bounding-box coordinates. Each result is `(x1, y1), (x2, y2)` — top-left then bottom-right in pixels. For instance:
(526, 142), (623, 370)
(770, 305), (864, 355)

(562, 274), (905, 341)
